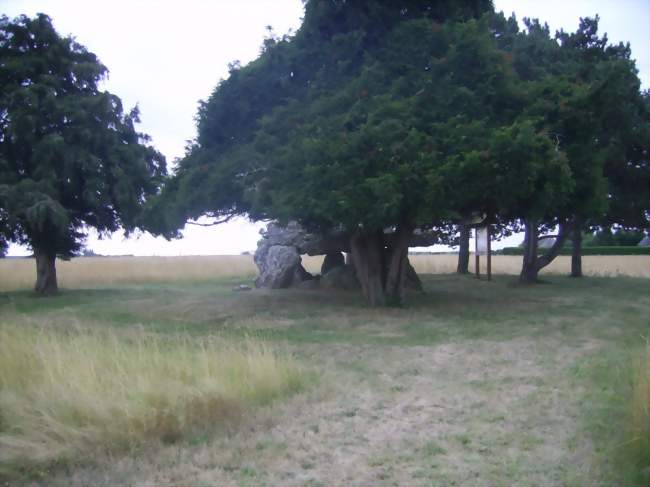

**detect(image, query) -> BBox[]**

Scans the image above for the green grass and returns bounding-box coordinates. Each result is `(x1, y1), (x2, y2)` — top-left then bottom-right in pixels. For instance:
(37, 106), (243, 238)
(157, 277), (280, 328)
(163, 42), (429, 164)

(568, 339), (650, 486)
(632, 342), (650, 470)
(1, 273), (648, 484)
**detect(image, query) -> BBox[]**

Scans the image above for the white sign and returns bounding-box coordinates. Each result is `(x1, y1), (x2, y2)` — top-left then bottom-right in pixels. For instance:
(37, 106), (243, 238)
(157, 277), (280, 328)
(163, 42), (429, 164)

(476, 227), (489, 256)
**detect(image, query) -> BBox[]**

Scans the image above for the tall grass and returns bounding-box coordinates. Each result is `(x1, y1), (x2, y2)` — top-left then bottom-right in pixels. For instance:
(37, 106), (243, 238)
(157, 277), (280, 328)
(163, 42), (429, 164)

(631, 340), (650, 469)
(0, 323), (311, 472)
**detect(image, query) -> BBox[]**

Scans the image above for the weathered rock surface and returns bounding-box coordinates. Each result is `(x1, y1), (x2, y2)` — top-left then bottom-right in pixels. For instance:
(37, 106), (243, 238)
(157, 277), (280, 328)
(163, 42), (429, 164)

(321, 265), (359, 290)
(260, 221), (350, 256)
(254, 245), (304, 289)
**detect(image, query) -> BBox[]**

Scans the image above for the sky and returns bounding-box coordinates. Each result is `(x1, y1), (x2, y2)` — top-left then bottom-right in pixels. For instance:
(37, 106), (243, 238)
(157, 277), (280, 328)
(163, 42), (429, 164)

(2, 0), (649, 256)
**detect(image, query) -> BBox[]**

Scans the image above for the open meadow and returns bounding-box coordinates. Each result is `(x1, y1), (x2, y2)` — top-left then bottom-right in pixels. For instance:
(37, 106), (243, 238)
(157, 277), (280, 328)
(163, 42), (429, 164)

(1, 255), (649, 486)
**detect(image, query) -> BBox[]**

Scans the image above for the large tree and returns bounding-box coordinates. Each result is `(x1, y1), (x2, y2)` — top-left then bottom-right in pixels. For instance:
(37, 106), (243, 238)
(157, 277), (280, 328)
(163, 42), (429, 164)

(153, 2), (582, 305)
(0, 14), (166, 294)
(493, 15), (649, 282)
(555, 17), (649, 277)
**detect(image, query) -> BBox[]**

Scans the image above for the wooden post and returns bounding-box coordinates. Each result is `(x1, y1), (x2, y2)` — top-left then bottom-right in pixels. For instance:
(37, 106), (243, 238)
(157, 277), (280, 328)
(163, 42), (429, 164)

(475, 228), (480, 279)
(487, 224), (492, 281)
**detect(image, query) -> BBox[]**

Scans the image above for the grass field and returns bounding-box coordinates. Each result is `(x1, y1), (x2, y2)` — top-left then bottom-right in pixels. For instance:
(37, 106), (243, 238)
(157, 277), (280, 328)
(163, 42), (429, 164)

(1, 259), (649, 485)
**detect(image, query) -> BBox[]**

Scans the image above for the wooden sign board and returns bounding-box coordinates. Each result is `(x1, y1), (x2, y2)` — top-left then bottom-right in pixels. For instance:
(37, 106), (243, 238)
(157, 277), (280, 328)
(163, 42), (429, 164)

(476, 227), (489, 256)
(474, 225), (492, 281)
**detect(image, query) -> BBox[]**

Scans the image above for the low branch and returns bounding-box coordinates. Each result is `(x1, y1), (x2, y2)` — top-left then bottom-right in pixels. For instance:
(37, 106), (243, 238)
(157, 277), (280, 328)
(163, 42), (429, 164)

(186, 214), (235, 226)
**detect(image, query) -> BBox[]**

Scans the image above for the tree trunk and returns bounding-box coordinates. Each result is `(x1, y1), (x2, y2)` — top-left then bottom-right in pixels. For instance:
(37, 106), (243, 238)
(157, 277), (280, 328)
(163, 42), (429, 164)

(350, 231), (386, 306)
(570, 218), (583, 278)
(405, 258), (424, 293)
(384, 225), (414, 306)
(520, 219), (569, 284)
(519, 219), (539, 284)
(456, 224), (470, 274)
(34, 250), (58, 295)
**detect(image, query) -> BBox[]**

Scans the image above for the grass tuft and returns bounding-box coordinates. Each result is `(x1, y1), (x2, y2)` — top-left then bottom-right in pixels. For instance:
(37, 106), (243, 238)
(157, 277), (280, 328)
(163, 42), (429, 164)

(631, 339), (650, 470)
(0, 323), (311, 474)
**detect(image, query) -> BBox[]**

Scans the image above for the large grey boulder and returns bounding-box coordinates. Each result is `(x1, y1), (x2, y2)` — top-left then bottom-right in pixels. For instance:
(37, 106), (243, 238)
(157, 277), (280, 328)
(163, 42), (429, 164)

(321, 265), (359, 290)
(260, 221), (350, 256)
(254, 245), (304, 289)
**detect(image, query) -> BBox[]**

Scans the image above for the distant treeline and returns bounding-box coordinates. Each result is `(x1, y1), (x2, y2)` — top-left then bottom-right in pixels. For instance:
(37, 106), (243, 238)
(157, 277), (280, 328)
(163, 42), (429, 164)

(500, 246), (650, 256)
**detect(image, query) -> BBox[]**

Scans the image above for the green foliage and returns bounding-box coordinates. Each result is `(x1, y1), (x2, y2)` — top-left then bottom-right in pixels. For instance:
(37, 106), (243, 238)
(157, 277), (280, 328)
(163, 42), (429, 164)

(0, 14), (166, 256)
(584, 228), (646, 246)
(514, 16), (649, 230)
(156, 3), (579, 239)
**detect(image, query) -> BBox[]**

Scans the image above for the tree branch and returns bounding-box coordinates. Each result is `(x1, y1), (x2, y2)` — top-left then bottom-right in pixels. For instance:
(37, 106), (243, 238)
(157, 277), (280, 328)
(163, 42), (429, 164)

(538, 234), (560, 241)
(186, 214), (235, 226)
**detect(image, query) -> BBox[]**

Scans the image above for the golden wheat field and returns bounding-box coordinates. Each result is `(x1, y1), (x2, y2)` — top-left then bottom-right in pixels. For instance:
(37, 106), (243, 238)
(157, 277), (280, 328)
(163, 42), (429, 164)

(1, 254), (649, 292)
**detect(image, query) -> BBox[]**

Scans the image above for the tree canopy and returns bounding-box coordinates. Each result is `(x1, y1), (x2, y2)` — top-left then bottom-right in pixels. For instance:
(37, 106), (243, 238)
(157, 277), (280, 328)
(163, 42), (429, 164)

(0, 14), (166, 293)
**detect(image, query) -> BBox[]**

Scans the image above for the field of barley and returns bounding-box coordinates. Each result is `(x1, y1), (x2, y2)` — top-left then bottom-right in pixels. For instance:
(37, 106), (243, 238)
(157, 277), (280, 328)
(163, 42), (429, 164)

(1, 254), (649, 292)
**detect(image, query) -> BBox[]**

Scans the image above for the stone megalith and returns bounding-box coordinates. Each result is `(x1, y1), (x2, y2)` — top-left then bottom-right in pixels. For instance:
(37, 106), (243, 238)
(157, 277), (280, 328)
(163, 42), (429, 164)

(254, 245), (304, 289)
(254, 221), (434, 291)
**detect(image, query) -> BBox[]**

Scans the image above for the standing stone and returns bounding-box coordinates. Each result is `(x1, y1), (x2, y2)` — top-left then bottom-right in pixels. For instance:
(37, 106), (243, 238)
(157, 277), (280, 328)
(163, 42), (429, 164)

(321, 252), (345, 275)
(254, 245), (302, 289)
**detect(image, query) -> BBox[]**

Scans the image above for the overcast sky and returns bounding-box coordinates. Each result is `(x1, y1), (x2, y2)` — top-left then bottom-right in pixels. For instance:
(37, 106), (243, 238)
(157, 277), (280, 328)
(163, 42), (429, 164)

(3, 0), (649, 256)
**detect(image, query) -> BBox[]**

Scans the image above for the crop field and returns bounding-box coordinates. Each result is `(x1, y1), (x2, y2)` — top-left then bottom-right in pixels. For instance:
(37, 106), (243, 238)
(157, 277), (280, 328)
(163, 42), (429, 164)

(0, 257), (649, 486)
(1, 254), (649, 292)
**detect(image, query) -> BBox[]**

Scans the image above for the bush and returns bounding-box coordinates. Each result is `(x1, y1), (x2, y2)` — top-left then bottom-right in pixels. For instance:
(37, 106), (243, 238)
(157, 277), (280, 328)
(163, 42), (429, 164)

(0, 324), (312, 473)
(585, 229), (645, 247)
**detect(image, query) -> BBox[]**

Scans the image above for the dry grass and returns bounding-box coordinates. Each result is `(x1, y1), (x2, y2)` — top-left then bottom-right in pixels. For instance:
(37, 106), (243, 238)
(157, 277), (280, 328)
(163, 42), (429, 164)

(1, 254), (648, 292)
(0, 320), (310, 473)
(409, 254), (650, 278)
(631, 340), (650, 468)
(0, 255), (257, 291)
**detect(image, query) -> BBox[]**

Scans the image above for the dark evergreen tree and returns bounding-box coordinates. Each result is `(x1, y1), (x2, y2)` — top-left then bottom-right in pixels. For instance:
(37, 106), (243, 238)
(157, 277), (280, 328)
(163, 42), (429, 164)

(152, 2), (581, 304)
(0, 14), (166, 294)
(491, 15), (649, 282)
